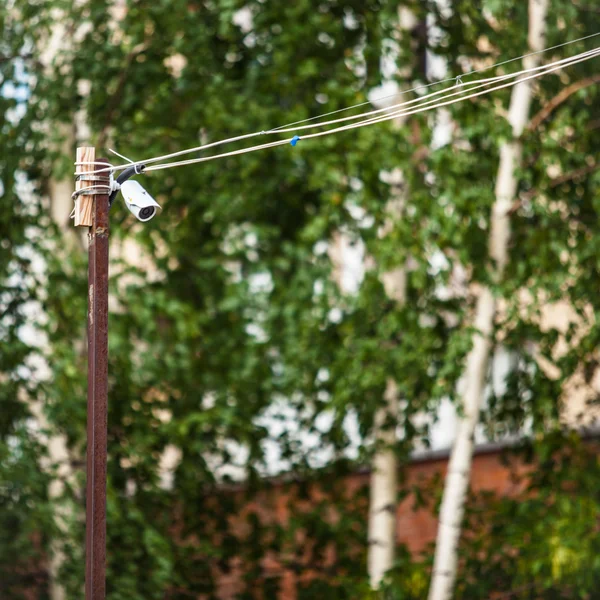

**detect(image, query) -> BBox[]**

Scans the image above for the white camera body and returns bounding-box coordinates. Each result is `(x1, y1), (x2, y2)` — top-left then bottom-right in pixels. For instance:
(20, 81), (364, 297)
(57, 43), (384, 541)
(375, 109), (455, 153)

(120, 180), (161, 222)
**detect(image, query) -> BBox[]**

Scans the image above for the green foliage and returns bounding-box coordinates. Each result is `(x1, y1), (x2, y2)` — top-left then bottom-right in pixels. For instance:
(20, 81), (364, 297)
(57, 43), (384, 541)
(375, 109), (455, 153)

(0, 430), (53, 600)
(453, 433), (600, 599)
(2, 0), (600, 598)
(0, 3), (54, 598)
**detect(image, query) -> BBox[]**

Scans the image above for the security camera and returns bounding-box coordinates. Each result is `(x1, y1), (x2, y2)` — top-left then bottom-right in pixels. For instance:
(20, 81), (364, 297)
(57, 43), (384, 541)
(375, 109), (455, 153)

(108, 164), (161, 223)
(120, 180), (161, 222)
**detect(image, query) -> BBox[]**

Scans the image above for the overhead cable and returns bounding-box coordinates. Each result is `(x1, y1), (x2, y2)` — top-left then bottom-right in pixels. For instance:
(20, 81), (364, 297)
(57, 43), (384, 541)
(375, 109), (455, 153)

(75, 38), (600, 177)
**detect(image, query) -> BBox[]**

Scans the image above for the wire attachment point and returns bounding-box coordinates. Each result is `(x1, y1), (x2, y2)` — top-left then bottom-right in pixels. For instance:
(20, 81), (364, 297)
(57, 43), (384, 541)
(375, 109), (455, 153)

(109, 148), (136, 164)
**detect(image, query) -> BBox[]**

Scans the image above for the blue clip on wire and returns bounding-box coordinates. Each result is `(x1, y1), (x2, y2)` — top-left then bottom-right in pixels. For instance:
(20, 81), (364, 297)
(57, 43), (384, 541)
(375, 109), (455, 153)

(290, 135), (301, 147)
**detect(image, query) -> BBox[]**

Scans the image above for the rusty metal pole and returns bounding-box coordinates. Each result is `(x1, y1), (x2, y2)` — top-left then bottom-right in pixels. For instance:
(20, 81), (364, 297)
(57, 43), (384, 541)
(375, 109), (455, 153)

(83, 153), (110, 600)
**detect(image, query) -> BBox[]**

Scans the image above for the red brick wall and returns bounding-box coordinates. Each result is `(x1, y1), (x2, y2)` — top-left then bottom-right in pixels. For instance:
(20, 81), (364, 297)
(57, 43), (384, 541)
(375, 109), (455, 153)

(396, 447), (528, 554)
(208, 445), (528, 599)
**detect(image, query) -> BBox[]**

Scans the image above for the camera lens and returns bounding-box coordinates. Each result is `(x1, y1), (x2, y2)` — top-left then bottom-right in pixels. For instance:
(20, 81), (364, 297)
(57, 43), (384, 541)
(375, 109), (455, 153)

(139, 206), (155, 220)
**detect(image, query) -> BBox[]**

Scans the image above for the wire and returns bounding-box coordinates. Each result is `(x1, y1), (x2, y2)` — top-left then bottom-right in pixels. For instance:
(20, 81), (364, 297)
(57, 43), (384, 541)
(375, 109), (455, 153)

(268, 30), (600, 132)
(78, 52), (577, 175)
(269, 47), (600, 135)
(71, 184), (113, 199)
(108, 148), (135, 164)
(76, 37), (600, 177)
(140, 46), (600, 173)
(69, 184), (114, 219)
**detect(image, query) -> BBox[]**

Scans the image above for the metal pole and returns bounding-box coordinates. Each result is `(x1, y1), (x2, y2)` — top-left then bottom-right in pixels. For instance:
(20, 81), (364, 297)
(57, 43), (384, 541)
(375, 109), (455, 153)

(85, 155), (110, 600)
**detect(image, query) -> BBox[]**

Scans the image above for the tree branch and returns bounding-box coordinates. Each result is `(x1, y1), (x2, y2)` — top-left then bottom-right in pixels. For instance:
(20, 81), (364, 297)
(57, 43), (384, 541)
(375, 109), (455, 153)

(548, 162), (598, 189)
(513, 162), (599, 210)
(528, 74), (600, 131)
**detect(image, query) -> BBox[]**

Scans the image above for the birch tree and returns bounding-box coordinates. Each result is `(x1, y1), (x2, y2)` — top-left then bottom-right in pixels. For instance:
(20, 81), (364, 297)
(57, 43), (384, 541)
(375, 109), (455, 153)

(367, 197), (405, 589)
(367, 5), (424, 585)
(428, 1), (549, 598)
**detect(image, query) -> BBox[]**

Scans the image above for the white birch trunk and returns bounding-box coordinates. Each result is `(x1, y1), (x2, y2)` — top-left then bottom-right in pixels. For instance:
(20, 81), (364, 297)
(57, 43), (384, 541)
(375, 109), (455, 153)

(42, 122), (87, 600)
(29, 11), (87, 599)
(368, 186), (407, 589)
(428, 2), (548, 599)
(368, 378), (400, 588)
(32, 137), (78, 600)
(367, 6), (419, 586)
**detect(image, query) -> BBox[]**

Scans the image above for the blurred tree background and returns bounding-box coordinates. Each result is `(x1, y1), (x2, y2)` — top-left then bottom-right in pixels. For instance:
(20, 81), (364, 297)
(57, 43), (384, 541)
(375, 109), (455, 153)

(1, 0), (600, 599)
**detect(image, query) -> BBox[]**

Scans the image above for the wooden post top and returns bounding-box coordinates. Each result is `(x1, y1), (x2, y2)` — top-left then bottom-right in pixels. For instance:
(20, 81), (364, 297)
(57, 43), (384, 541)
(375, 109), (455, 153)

(74, 147), (110, 227)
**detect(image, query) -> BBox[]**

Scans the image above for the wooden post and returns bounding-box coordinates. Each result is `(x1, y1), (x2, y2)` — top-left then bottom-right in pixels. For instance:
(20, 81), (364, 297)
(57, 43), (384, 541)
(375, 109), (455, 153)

(77, 148), (110, 600)
(75, 147), (97, 227)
